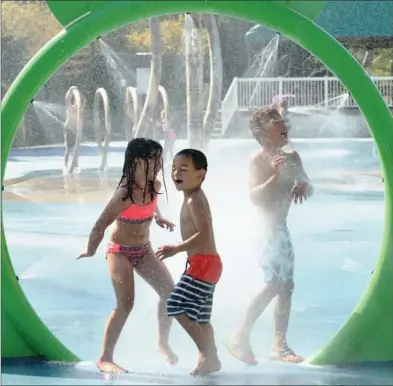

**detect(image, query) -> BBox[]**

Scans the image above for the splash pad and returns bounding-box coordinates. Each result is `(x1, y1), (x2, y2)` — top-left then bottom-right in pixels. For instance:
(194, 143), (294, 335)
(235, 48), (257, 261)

(2, 0), (393, 377)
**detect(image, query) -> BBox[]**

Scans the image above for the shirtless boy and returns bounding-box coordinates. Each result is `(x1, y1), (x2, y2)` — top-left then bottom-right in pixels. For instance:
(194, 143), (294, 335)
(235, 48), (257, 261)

(157, 149), (222, 376)
(226, 107), (313, 364)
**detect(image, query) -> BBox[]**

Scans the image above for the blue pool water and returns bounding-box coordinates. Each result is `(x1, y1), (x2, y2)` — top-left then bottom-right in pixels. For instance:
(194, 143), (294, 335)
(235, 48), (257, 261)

(2, 139), (392, 385)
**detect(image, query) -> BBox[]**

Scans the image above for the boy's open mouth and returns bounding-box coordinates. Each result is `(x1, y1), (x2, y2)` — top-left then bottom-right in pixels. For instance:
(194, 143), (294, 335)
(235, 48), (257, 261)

(280, 130), (288, 138)
(175, 179), (183, 184)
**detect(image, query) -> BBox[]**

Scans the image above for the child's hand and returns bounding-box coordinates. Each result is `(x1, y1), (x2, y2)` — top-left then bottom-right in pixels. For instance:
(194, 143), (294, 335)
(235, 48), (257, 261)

(291, 181), (309, 204)
(156, 245), (178, 260)
(77, 249), (94, 259)
(155, 215), (175, 231)
(271, 155), (286, 174)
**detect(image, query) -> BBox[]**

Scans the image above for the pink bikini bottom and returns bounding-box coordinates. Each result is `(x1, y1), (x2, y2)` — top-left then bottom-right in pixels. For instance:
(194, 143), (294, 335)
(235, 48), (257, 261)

(107, 241), (150, 266)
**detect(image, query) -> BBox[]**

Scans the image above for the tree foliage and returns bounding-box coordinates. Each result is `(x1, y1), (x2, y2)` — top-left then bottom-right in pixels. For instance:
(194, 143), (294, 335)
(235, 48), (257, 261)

(371, 48), (393, 76)
(2, 1), (62, 57)
(1, 0), (390, 98)
(125, 15), (209, 54)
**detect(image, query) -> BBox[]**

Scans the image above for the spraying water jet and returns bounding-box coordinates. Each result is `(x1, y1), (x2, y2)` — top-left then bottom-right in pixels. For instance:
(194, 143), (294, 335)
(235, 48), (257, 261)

(248, 34), (281, 107)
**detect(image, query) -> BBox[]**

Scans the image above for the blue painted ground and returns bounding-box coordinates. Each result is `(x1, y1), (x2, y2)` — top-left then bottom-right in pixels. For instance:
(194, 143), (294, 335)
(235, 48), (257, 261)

(2, 139), (392, 385)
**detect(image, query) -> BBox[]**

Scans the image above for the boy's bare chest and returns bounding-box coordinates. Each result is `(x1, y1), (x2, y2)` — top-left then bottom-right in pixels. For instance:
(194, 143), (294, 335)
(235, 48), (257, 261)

(258, 154), (299, 192)
(179, 205), (196, 240)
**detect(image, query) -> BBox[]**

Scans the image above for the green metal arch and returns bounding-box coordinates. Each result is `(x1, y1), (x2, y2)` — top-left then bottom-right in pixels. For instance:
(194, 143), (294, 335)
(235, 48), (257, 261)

(2, 1), (393, 366)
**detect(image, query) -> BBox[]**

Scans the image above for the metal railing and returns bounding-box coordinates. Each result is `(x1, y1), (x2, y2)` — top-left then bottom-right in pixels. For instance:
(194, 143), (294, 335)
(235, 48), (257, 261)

(221, 76), (393, 133)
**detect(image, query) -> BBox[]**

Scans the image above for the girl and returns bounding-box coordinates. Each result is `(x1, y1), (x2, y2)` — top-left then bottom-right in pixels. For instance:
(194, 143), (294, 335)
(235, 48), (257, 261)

(78, 138), (178, 374)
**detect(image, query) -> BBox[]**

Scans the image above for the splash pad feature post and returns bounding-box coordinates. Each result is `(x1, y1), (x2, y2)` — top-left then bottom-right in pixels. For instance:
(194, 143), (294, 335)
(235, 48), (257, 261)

(93, 87), (111, 171)
(2, 0), (393, 366)
(124, 86), (141, 140)
(64, 86), (84, 174)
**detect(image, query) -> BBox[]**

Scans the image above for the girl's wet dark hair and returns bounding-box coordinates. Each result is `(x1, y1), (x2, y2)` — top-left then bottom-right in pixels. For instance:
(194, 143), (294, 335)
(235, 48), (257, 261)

(118, 138), (166, 203)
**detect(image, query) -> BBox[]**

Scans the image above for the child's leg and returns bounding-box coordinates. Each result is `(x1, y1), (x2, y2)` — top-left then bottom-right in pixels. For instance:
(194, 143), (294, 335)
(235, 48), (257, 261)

(174, 315), (221, 375)
(166, 276), (210, 354)
(167, 275), (221, 374)
(198, 292), (219, 358)
(98, 253), (135, 373)
(175, 314), (209, 353)
(200, 322), (217, 356)
(228, 226), (296, 364)
(269, 231), (302, 362)
(135, 251), (178, 365)
(273, 280), (294, 350)
(271, 279), (302, 362)
(228, 281), (279, 362)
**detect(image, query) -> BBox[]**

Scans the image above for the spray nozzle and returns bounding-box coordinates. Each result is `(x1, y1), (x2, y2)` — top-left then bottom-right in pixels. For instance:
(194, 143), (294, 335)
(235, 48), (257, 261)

(97, 36), (102, 40)
(30, 98), (35, 104)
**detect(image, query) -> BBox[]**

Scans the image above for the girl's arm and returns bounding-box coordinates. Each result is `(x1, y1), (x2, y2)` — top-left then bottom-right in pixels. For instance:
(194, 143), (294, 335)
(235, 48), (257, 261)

(153, 179), (163, 218)
(152, 179), (175, 231)
(85, 188), (129, 256)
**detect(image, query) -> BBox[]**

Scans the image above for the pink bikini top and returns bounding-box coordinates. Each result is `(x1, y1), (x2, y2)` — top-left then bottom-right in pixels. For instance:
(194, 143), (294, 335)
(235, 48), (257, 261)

(118, 196), (158, 224)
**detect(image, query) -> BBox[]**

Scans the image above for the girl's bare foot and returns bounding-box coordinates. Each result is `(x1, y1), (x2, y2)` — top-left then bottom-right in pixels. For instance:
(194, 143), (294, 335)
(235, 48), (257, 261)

(157, 342), (179, 365)
(190, 353), (221, 376)
(97, 358), (128, 374)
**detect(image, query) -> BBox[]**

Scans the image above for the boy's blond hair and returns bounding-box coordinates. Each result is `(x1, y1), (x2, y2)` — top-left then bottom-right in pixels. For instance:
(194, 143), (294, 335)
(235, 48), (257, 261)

(250, 107), (282, 144)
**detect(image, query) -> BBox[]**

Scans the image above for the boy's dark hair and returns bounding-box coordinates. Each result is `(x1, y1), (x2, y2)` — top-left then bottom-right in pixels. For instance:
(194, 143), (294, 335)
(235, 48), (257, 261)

(175, 148), (208, 171)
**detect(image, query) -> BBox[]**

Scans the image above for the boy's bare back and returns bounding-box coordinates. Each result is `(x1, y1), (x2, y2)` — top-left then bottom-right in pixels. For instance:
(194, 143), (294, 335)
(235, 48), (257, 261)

(180, 188), (217, 258)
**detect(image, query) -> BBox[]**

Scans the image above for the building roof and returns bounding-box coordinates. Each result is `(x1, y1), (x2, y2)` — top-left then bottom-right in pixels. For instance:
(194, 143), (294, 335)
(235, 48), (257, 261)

(245, 1), (393, 44)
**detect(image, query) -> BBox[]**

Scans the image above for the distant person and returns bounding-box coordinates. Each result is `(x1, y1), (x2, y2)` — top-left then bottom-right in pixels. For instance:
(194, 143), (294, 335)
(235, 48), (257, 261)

(161, 110), (177, 164)
(77, 138), (178, 374)
(157, 149), (222, 376)
(226, 107), (313, 364)
(63, 95), (79, 171)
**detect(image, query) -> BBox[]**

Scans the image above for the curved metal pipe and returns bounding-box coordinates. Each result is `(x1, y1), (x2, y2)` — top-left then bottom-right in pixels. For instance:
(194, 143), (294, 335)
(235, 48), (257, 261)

(93, 87), (111, 171)
(158, 85), (169, 124)
(123, 86), (140, 140)
(64, 86), (84, 174)
(158, 85), (175, 163)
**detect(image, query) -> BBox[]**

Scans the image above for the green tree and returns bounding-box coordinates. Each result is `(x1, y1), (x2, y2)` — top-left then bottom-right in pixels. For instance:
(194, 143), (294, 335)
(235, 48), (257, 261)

(371, 48), (393, 76)
(126, 15), (209, 54)
(2, 1), (61, 57)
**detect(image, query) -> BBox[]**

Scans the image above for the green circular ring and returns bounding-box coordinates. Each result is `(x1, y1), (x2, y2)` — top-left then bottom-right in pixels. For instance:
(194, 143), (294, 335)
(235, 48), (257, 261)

(2, 1), (393, 365)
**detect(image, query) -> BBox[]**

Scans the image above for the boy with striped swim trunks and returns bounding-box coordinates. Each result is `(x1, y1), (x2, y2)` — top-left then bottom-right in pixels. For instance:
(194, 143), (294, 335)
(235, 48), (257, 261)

(157, 149), (222, 376)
